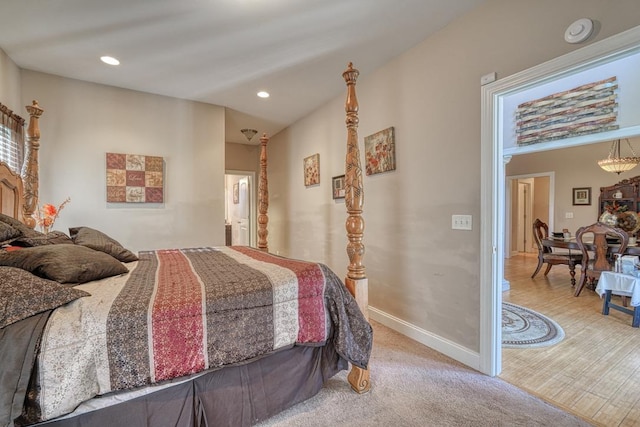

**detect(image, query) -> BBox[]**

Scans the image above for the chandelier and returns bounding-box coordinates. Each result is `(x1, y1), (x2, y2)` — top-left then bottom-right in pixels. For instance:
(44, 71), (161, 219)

(597, 139), (640, 174)
(240, 128), (258, 142)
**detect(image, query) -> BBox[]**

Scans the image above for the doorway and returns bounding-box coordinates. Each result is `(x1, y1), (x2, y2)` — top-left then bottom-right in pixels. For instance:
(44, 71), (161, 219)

(225, 171), (256, 247)
(506, 174), (553, 257)
(480, 26), (640, 376)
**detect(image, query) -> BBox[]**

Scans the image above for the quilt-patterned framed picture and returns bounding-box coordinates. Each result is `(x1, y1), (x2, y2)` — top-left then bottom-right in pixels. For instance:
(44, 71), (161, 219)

(332, 175), (345, 199)
(106, 153), (164, 203)
(304, 153), (320, 186)
(365, 126), (396, 176)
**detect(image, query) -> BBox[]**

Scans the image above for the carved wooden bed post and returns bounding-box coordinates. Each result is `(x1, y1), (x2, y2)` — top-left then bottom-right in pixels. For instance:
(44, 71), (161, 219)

(342, 63), (368, 315)
(343, 63), (371, 394)
(257, 133), (269, 252)
(21, 100), (43, 229)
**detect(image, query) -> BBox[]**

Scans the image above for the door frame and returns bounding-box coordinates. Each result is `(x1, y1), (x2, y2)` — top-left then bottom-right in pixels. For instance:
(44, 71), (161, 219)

(225, 170), (256, 247)
(506, 172), (555, 257)
(480, 26), (640, 376)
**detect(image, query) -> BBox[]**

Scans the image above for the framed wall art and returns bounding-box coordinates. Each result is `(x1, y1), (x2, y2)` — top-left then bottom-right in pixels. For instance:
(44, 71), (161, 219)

(106, 153), (164, 203)
(233, 182), (239, 204)
(304, 153), (320, 186)
(572, 187), (591, 205)
(332, 175), (345, 199)
(365, 126), (396, 176)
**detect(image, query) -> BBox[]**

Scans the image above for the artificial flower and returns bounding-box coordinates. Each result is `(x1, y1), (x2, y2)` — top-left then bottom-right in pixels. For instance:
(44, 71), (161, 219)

(35, 197), (70, 233)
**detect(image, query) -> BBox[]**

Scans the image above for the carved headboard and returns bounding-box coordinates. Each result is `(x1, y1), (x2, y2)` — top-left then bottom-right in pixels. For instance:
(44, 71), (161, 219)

(0, 163), (24, 221)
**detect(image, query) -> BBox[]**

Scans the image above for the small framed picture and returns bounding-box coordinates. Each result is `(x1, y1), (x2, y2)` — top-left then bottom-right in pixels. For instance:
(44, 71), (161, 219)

(303, 154), (320, 186)
(572, 187), (591, 205)
(332, 175), (345, 199)
(233, 182), (239, 204)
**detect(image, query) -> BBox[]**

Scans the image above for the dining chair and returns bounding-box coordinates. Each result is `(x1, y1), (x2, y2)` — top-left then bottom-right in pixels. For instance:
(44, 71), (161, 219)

(531, 219), (582, 286)
(575, 222), (629, 297)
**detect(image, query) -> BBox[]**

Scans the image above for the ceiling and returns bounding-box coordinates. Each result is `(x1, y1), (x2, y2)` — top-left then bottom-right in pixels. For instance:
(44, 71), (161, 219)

(0, 0), (485, 144)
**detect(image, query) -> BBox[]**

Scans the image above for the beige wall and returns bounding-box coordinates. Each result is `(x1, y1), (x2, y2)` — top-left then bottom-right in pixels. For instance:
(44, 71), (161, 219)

(0, 49), (22, 115)
(20, 71), (226, 253)
(267, 0), (640, 354)
(225, 142), (259, 173)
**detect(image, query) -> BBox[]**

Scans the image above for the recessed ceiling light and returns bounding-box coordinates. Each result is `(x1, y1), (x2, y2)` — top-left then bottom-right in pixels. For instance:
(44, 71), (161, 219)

(257, 91), (269, 98)
(100, 56), (120, 66)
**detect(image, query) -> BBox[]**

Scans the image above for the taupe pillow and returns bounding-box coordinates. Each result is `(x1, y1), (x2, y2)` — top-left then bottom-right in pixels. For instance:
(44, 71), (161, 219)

(0, 212), (43, 238)
(12, 230), (74, 247)
(69, 226), (138, 262)
(0, 266), (90, 328)
(0, 222), (21, 244)
(0, 245), (129, 284)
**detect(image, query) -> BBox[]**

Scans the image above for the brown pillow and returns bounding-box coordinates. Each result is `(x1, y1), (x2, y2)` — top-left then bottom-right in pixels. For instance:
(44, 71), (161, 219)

(0, 244), (129, 284)
(69, 226), (138, 262)
(0, 222), (21, 244)
(0, 266), (90, 328)
(0, 212), (43, 238)
(12, 230), (74, 247)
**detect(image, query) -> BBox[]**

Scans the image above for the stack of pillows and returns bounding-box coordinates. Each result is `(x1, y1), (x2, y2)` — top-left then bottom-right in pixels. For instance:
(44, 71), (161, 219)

(0, 213), (138, 329)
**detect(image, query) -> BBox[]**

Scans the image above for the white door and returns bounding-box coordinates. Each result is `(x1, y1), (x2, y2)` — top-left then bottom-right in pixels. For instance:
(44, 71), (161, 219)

(225, 172), (254, 247)
(237, 179), (249, 245)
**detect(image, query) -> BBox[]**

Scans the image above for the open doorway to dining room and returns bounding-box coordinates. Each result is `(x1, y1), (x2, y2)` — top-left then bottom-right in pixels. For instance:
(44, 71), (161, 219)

(480, 25), (640, 379)
(224, 171), (256, 247)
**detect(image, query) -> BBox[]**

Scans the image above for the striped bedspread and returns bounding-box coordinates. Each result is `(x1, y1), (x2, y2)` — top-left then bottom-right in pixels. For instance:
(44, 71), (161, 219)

(33, 247), (372, 422)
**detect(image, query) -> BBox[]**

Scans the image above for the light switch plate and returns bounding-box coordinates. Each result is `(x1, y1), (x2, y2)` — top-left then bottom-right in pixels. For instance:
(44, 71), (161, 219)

(452, 214), (472, 230)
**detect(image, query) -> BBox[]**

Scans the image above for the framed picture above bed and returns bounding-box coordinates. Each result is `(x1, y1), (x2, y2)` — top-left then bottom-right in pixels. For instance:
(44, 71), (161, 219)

(106, 153), (164, 203)
(364, 126), (396, 176)
(304, 153), (320, 186)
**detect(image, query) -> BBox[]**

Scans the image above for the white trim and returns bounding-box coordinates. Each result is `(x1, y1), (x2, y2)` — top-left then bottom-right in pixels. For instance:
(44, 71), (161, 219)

(368, 306), (480, 370)
(480, 25), (640, 377)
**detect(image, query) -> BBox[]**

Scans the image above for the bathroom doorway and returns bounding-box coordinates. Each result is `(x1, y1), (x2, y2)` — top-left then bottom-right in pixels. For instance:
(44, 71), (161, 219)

(225, 171), (256, 247)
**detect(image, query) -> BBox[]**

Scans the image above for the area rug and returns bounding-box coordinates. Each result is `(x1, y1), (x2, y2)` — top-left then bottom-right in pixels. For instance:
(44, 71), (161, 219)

(502, 302), (565, 348)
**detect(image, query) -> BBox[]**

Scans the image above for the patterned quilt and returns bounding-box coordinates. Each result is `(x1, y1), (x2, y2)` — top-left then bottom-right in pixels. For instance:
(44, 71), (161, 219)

(31, 247), (372, 422)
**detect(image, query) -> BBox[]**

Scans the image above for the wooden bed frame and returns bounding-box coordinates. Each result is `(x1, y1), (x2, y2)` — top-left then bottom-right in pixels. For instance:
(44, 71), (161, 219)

(1, 64), (370, 422)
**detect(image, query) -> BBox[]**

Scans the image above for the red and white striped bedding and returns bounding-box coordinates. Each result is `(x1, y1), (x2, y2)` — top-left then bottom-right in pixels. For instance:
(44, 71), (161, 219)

(32, 246), (371, 422)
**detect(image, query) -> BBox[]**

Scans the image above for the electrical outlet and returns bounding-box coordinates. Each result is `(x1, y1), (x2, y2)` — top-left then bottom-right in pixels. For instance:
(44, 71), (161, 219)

(452, 214), (472, 230)
(565, 212), (574, 219)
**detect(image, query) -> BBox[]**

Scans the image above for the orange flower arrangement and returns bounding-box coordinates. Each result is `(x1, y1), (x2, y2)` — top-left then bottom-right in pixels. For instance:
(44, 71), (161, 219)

(35, 197), (70, 234)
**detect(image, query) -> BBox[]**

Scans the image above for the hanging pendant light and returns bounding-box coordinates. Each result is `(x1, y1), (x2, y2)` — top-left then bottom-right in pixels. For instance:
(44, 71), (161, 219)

(240, 128), (258, 142)
(597, 139), (640, 174)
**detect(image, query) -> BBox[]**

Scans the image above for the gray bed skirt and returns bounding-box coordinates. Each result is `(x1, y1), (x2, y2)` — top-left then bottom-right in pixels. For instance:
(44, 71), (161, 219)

(38, 341), (346, 427)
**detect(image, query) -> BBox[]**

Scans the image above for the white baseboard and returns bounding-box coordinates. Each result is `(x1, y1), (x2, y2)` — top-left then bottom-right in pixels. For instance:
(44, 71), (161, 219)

(368, 305), (481, 371)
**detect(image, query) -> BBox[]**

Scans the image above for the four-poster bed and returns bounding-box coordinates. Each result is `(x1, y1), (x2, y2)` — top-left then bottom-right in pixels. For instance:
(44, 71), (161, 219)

(0, 63), (370, 427)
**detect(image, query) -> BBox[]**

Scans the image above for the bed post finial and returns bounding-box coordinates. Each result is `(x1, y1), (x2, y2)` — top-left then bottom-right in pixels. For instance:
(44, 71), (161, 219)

(257, 133), (269, 252)
(21, 100), (43, 229)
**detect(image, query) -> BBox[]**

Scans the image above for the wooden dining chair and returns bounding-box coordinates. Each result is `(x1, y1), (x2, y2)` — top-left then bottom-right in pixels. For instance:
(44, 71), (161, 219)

(531, 219), (582, 286)
(575, 222), (629, 297)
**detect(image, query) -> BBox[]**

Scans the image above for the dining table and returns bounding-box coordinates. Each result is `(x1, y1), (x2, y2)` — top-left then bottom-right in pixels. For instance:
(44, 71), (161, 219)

(541, 237), (640, 291)
(542, 237), (640, 256)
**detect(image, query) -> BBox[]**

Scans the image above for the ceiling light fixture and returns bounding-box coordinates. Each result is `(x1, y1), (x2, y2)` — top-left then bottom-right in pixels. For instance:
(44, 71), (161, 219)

(257, 91), (270, 98)
(100, 56), (120, 66)
(241, 128), (258, 141)
(598, 139), (640, 174)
